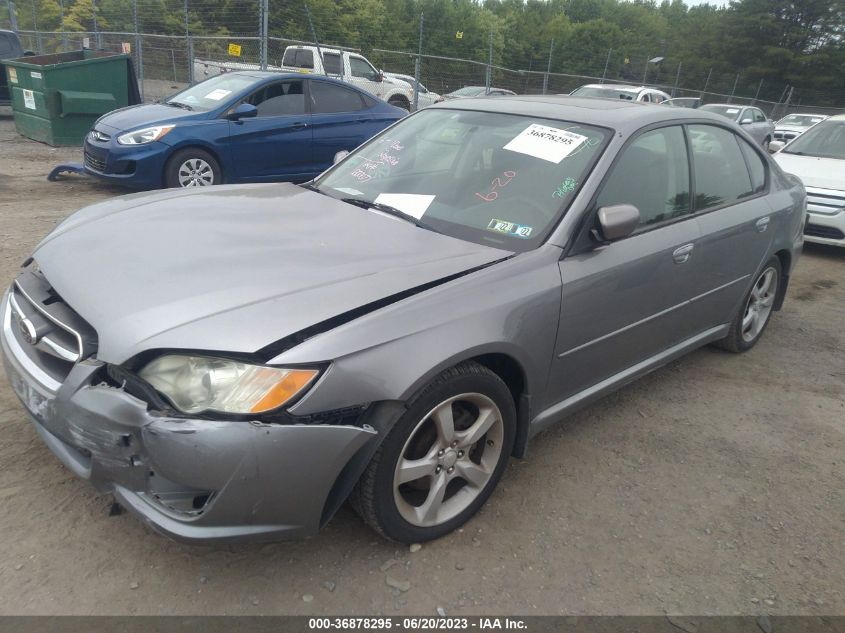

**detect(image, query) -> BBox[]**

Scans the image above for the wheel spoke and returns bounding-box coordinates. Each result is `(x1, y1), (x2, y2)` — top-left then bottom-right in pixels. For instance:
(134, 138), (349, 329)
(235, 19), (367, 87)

(457, 405), (499, 448)
(742, 308), (755, 331)
(396, 453), (437, 485)
(415, 471), (447, 524)
(456, 461), (491, 489)
(758, 271), (773, 296)
(760, 294), (775, 307)
(431, 403), (455, 445)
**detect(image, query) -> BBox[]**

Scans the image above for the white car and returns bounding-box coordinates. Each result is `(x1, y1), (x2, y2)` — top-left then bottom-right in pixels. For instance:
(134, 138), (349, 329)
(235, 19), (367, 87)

(772, 114), (845, 247)
(570, 83), (671, 104)
(384, 73), (440, 109)
(773, 113), (828, 143)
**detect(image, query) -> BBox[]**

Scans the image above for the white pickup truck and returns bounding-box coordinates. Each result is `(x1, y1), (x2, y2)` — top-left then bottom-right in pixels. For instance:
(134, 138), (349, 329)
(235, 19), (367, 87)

(193, 45), (415, 110)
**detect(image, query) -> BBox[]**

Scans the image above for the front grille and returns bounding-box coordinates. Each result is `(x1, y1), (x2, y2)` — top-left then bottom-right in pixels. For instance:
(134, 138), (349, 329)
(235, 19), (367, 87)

(84, 150), (107, 172)
(805, 186), (845, 216)
(6, 268), (97, 385)
(774, 131), (799, 141)
(805, 224), (845, 240)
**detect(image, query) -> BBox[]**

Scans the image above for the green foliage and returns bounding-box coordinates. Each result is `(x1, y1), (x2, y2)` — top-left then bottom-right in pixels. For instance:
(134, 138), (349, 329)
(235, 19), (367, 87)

(11, 0), (845, 105)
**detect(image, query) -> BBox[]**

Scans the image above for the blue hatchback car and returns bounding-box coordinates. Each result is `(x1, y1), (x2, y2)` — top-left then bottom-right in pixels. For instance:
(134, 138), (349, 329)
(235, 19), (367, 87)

(82, 72), (406, 189)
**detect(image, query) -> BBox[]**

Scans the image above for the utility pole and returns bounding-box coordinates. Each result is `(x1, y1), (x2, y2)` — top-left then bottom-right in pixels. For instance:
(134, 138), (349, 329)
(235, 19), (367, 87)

(132, 0), (143, 100)
(601, 48), (611, 83)
(59, 0), (67, 50)
(259, 0), (268, 70)
(31, 0), (42, 53)
(672, 61), (681, 97)
(642, 54), (649, 84)
(543, 38), (553, 94)
(727, 73), (740, 103)
(184, 0), (193, 84)
(413, 12), (423, 110)
(485, 31), (492, 94)
(699, 67), (712, 100)
(91, 0), (99, 49)
(9, 1), (18, 31)
(304, 3), (326, 76)
(752, 78), (763, 105)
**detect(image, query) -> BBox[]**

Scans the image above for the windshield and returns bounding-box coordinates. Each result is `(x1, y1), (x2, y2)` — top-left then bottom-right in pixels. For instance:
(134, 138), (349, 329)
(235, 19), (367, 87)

(572, 86), (638, 100)
(781, 119), (845, 160)
(167, 74), (255, 111)
(699, 104), (742, 121)
(778, 114), (826, 128)
(448, 87), (487, 97)
(314, 109), (611, 251)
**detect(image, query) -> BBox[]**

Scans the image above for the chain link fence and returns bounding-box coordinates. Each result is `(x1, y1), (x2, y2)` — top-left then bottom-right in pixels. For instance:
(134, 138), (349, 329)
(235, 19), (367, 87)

(3, 0), (844, 118)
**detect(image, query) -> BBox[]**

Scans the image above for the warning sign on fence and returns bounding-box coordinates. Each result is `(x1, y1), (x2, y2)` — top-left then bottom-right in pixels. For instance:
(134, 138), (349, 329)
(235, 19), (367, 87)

(228, 43), (242, 57)
(121, 42), (131, 54)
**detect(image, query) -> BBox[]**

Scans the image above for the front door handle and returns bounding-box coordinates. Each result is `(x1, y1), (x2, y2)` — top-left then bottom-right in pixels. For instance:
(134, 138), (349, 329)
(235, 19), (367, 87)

(291, 122), (309, 129)
(672, 243), (694, 264)
(755, 216), (770, 232)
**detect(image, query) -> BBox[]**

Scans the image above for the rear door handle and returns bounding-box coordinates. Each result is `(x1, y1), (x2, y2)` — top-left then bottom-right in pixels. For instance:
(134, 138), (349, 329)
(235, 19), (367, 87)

(291, 122), (309, 129)
(755, 216), (770, 232)
(672, 243), (694, 264)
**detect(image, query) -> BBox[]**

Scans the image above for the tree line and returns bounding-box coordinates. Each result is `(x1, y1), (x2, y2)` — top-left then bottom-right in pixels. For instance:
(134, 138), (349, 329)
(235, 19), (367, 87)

(10, 0), (845, 105)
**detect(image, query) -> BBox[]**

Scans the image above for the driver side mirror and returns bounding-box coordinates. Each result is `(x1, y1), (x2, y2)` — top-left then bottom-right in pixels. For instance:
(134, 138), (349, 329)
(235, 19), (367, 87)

(229, 102), (257, 120)
(333, 150), (350, 164)
(768, 140), (785, 153)
(376, 70), (384, 82)
(740, 118), (752, 125)
(595, 204), (640, 242)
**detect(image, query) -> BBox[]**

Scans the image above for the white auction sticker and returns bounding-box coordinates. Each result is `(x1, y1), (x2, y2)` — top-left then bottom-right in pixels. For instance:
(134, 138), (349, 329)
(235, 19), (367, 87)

(504, 124), (588, 163)
(30, 71), (42, 79)
(22, 89), (35, 110)
(204, 88), (232, 101)
(373, 193), (435, 219)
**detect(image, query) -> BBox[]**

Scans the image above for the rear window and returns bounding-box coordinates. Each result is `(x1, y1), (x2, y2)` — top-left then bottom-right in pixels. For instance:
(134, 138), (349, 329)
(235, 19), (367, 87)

(0, 33), (20, 59)
(282, 48), (314, 69)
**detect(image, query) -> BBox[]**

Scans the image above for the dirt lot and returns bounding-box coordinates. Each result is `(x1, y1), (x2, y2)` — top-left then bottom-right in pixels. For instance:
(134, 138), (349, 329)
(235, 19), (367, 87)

(0, 112), (843, 616)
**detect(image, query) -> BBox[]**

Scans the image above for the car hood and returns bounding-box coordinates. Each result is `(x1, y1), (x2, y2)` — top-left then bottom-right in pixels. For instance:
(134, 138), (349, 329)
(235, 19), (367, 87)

(95, 103), (206, 133)
(773, 153), (845, 191)
(32, 183), (509, 364)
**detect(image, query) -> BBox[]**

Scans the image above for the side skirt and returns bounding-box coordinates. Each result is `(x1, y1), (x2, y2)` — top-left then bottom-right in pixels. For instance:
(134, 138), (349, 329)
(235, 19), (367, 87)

(528, 324), (730, 439)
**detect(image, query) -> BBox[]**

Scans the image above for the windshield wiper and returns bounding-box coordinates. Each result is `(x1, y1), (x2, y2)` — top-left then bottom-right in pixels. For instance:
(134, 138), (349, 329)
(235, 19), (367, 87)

(340, 197), (439, 233)
(165, 101), (193, 111)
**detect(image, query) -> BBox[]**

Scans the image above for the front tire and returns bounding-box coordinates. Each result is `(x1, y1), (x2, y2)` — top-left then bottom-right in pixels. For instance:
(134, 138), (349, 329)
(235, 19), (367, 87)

(165, 148), (222, 188)
(351, 362), (516, 542)
(714, 256), (781, 353)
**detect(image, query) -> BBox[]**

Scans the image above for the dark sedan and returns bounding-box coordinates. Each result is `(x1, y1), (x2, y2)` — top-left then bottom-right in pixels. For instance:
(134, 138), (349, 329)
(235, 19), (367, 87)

(83, 72), (406, 189)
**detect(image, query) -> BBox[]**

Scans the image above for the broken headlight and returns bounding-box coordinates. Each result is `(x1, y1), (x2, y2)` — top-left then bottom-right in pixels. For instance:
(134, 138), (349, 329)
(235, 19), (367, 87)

(138, 355), (318, 415)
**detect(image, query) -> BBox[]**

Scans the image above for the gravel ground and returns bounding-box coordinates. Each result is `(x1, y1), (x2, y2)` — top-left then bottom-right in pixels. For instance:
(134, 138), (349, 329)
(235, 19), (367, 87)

(0, 113), (843, 616)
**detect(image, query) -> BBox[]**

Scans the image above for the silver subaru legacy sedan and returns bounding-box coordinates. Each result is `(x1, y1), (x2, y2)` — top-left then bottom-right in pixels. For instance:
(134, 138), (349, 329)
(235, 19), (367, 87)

(1, 97), (806, 544)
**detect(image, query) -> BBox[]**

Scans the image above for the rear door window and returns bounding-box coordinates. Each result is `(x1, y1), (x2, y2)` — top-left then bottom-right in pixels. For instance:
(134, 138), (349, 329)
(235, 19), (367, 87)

(310, 80), (366, 113)
(322, 52), (342, 75)
(688, 124), (755, 209)
(737, 137), (767, 193)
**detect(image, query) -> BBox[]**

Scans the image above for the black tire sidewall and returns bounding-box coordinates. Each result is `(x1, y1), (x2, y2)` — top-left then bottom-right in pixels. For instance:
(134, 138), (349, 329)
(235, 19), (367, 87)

(165, 148), (222, 188)
(371, 369), (516, 543)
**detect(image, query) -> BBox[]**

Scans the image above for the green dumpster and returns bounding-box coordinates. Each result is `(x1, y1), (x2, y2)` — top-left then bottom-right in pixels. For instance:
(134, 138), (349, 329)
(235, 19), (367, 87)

(4, 50), (140, 146)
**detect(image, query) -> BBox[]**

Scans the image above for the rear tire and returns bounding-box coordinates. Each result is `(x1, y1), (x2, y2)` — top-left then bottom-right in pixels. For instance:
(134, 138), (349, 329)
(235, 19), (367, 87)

(165, 148), (222, 188)
(714, 256), (781, 353)
(350, 362), (516, 543)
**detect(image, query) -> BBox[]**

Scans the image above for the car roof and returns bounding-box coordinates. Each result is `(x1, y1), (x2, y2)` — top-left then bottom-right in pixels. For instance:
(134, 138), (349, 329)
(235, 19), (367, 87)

(781, 112), (829, 118)
(430, 95), (732, 132)
(701, 103), (752, 108)
(581, 83), (645, 92)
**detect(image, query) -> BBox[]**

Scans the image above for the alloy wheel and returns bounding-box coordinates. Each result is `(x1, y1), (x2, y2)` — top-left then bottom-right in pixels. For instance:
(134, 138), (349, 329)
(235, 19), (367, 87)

(392, 393), (504, 527)
(741, 266), (778, 343)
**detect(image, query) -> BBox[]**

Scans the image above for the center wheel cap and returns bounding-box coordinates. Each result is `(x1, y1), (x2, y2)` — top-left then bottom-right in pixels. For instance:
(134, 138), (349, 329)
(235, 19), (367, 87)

(442, 449), (458, 469)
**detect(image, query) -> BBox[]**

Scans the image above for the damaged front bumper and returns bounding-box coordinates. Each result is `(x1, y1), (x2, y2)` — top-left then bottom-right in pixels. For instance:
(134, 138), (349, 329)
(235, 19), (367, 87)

(1, 291), (377, 543)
